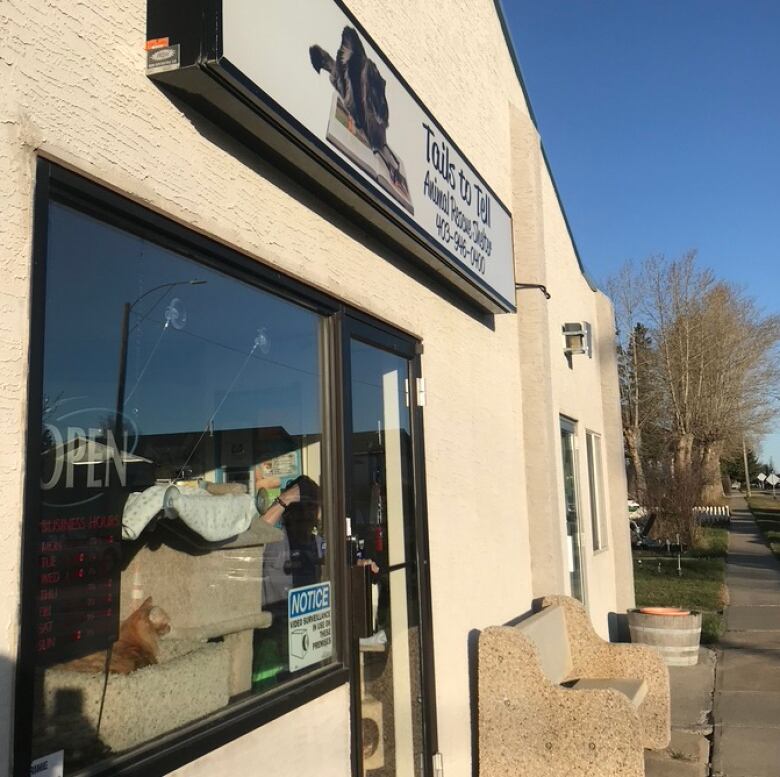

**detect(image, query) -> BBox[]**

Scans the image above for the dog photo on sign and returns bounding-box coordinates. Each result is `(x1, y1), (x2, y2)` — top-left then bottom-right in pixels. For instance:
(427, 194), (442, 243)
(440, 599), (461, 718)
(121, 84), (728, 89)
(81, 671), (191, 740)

(309, 26), (414, 214)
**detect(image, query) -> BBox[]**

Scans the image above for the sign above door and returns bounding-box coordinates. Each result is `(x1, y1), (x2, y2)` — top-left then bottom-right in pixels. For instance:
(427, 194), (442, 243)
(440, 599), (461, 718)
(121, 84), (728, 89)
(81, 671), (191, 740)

(146, 0), (517, 313)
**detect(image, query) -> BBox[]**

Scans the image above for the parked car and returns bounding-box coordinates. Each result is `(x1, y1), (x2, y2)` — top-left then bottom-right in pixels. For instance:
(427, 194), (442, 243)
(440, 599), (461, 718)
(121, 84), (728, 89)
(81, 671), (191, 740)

(627, 499), (647, 519)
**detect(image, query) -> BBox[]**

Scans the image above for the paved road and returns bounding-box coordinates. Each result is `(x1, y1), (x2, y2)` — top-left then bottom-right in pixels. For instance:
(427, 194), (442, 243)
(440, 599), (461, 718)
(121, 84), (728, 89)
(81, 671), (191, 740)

(712, 494), (780, 777)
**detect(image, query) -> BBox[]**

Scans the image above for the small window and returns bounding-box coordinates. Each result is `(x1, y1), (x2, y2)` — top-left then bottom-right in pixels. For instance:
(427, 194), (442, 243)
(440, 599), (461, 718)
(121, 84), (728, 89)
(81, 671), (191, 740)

(560, 418), (585, 602)
(28, 200), (336, 774)
(586, 431), (607, 551)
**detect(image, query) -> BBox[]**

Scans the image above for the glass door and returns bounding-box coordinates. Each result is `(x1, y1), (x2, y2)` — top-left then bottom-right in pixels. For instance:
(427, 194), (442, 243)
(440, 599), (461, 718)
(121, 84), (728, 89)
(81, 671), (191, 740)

(560, 418), (585, 602)
(343, 318), (433, 777)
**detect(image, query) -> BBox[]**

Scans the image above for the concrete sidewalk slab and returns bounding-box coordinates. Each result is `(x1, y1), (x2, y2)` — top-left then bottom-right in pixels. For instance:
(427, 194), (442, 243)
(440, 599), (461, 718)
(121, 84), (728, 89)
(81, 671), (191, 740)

(644, 648), (714, 777)
(726, 578), (780, 593)
(726, 581), (780, 594)
(719, 631), (780, 649)
(725, 552), (780, 566)
(714, 690), (780, 726)
(725, 570), (780, 584)
(727, 553), (780, 566)
(669, 730), (709, 762)
(712, 725), (780, 777)
(645, 731), (710, 777)
(712, 507), (780, 776)
(726, 605), (780, 630)
(727, 592), (780, 606)
(645, 754), (707, 777)
(670, 648), (715, 732)
(725, 561), (780, 577)
(717, 646), (780, 691)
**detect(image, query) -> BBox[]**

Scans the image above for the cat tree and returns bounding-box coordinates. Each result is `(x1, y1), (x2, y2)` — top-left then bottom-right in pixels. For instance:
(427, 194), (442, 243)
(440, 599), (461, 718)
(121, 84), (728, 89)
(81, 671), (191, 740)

(37, 501), (284, 756)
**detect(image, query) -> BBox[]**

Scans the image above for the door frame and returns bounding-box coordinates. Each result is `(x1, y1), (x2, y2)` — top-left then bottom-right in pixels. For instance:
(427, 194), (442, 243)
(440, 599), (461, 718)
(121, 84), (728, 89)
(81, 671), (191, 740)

(338, 313), (439, 777)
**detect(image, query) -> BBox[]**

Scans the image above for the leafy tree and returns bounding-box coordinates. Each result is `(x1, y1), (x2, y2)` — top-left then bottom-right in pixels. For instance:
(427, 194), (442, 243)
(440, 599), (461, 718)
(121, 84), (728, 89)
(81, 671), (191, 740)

(721, 447), (762, 485)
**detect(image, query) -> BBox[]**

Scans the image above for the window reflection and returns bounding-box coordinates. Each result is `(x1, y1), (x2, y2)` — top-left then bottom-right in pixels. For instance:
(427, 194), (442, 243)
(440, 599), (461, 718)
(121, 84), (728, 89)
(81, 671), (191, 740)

(560, 419), (584, 602)
(349, 341), (424, 776)
(32, 203), (332, 772)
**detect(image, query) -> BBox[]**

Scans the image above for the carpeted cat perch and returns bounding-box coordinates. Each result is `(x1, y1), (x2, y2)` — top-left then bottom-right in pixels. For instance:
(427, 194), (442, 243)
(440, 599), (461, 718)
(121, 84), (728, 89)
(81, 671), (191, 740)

(37, 640), (230, 755)
(119, 485), (284, 699)
(37, 484), (285, 757)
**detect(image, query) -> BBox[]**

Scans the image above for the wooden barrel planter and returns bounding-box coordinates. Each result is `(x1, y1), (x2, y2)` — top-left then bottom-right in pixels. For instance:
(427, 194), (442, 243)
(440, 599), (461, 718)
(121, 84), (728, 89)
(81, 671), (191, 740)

(627, 607), (702, 666)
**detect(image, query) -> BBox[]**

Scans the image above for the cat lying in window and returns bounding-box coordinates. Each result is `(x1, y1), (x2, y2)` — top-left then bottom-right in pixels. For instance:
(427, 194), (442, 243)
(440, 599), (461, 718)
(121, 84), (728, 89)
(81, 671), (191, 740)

(310, 26), (402, 184)
(59, 597), (170, 674)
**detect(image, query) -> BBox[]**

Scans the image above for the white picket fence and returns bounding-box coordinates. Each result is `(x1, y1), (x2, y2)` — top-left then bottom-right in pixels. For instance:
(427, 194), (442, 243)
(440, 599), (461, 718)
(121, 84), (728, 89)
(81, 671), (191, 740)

(693, 505), (731, 526)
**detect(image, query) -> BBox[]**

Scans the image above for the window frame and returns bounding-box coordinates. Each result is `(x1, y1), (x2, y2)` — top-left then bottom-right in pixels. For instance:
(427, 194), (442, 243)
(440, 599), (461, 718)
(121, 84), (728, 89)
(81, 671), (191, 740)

(585, 430), (608, 553)
(15, 159), (434, 777)
(559, 415), (586, 603)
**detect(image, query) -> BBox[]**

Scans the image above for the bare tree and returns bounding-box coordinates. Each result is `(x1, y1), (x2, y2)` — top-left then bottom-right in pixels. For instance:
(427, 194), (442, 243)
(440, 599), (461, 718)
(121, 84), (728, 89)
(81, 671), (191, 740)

(692, 283), (780, 500)
(608, 265), (662, 502)
(607, 251), (780, 508)
(641, 252), (713, 481)
(645, 453), (704, 548)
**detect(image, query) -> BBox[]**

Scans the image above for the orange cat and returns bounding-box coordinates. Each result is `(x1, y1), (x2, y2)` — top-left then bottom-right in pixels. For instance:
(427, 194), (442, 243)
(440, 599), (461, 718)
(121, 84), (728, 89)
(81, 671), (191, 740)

(59, 596), (170, 674)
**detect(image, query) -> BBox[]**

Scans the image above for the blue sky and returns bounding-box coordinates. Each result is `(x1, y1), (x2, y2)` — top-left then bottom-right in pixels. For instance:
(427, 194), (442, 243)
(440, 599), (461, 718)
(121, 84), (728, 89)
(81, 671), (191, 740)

(505, 1), (780, 466)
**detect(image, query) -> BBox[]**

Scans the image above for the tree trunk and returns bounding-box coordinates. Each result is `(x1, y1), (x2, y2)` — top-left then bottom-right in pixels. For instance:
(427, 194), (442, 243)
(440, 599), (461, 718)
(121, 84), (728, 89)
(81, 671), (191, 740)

(673, 433), (694, 481)
(625, 427), (646, 502)
(700, 439), (725, 504)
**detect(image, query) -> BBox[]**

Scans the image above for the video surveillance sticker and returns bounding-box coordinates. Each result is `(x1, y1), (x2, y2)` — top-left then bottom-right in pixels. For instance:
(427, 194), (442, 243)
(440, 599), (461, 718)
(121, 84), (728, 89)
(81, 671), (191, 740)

(30, 751), (64, 777)
(288, 582), (332, 672)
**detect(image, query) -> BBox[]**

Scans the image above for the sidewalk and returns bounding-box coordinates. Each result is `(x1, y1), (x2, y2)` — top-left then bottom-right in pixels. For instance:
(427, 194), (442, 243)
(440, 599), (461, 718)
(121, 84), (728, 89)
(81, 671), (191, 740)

(711, 495), (780, 777)
(644, 647), (715, 777)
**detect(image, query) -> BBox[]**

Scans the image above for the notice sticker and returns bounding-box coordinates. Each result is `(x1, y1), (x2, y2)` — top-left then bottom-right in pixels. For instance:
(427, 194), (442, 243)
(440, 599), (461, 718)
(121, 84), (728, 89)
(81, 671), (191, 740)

(287, 582), (332, 672)
(31, 751), (64, 777)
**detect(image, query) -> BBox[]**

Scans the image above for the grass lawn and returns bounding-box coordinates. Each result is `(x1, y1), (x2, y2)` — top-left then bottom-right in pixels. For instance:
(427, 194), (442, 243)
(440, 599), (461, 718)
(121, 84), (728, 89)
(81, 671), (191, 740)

(634, 528), (728, 644)
(747, 495), (780, 559)
(689, 527), (729, 557)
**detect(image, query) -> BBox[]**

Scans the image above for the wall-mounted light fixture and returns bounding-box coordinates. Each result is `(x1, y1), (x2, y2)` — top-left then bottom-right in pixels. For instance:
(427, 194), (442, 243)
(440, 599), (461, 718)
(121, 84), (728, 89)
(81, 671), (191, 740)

(562, 322), (592, 358)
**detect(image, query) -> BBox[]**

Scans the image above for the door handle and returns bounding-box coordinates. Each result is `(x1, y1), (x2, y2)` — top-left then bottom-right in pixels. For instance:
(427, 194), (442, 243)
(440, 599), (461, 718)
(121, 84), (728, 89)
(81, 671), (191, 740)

(350, 564), (373, 640)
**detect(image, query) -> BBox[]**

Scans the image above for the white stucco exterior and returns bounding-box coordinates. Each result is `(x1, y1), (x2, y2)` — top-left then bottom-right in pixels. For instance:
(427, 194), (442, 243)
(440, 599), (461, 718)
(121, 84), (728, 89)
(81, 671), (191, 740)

(0, 1), (633, 775)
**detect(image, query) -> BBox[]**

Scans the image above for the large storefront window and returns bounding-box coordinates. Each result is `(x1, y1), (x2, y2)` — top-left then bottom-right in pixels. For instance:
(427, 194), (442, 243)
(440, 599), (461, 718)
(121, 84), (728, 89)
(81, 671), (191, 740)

(29, 201), (335, 773)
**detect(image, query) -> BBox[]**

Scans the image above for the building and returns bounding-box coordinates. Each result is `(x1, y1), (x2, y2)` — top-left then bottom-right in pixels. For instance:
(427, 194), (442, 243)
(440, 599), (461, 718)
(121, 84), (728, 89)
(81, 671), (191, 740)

(0, 1), (634, 776)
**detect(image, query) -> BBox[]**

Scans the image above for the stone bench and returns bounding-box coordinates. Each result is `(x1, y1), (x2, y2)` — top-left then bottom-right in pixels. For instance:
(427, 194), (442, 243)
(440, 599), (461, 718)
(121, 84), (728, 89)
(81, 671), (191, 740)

(479, 595), (670, 776)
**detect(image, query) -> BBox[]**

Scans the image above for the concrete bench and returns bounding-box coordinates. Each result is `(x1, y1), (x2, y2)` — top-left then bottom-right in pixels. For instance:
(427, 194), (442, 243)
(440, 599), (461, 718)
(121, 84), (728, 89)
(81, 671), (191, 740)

(479, 595), (670, 776)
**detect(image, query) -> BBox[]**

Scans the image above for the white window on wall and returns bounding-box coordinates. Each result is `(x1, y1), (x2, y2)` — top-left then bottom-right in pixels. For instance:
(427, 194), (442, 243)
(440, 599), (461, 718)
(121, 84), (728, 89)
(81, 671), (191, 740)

(586, 431), (608, 552)
(560, 418), (585, 602)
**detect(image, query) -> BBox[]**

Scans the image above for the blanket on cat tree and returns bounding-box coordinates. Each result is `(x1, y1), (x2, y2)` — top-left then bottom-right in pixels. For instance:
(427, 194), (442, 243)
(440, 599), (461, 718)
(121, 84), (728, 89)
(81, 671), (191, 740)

(122, 485), (258, 542)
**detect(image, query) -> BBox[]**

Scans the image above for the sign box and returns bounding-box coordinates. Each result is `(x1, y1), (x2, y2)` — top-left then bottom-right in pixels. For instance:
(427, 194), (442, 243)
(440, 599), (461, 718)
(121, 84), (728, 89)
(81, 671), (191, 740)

(146, 0), (516, 313)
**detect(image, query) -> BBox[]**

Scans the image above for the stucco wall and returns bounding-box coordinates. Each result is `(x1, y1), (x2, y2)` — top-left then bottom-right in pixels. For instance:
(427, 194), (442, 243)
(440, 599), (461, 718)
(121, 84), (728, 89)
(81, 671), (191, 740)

(537, 165), (632, 639)
(509, 107), (568, 598)
(167, 686), (351, 777)
(0, 0), (631, 775)
(595, 291), (636, 623)
(508, 108), (633, 637)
